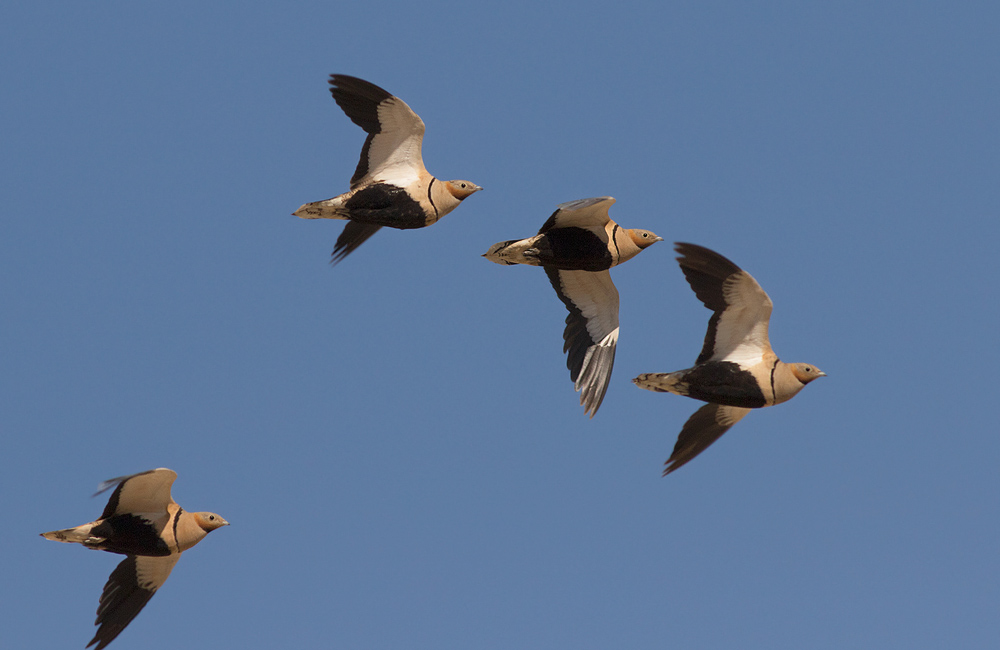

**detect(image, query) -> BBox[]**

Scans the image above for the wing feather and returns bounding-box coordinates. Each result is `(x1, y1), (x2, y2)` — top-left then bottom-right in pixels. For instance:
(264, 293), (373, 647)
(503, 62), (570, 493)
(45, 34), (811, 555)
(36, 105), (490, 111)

(538, 197), (614, 235)
(545, 268), (620, 417)
(331, 222), (382, 265)
(87, 554), (180, 649)
(97, 469), (176, 520)
(675, 243), (773, 365)
(664, 403), (751, 475)
(328, 75), (425, 188)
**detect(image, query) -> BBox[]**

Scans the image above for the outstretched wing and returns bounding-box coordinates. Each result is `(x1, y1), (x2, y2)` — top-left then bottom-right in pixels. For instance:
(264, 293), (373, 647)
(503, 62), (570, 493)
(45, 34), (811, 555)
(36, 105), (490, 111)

(545, 267), (620, 418)
(328, 75), (426, 188)
(538, 196), (615, 235)
(663, 403), (751, 475)
(88, 554), (181, 649)
(331, 222), (382, 265)
(97, 468), (177, 520)
(674, 243), (773, 366)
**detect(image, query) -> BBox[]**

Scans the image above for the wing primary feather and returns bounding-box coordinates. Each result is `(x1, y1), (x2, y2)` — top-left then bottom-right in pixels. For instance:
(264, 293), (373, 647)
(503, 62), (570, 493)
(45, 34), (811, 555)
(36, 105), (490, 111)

(331, 223), (383, 265)
(664, 404), (750, 475)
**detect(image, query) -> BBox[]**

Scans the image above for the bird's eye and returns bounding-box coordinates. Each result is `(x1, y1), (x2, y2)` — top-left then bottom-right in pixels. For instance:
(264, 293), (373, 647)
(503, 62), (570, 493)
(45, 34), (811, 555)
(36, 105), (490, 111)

(642, 233), (648, 238)
(209, 515), (215, 520)
(459, 183), (467, 188)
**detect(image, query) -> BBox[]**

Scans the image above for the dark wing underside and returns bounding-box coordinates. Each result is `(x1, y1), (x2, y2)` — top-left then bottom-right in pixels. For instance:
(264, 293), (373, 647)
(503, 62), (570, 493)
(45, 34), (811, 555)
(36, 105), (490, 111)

(664, 403), (751, 475)
(331, 223), (382, 265)
(88, 554), (179, 650)
(328, 75), (393, 186)
(674, 242), (773, 365)
(674, 243), (743, 365)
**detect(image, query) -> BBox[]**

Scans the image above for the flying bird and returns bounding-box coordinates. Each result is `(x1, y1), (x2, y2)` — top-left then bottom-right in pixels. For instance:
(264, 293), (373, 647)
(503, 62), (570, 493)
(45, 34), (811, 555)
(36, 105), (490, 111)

(633, 242), (825, 475)
(41, 468), (228, 649)
(484, 196), (662, 417)
(294, 74), (482, 264)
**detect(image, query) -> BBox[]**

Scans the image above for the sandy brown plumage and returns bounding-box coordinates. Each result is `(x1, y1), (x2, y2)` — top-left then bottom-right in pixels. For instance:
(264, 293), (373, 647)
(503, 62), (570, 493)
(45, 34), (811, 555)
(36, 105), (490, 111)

(634, 243), (824, 474)
(294, 74), (481, 264)
(485, 197), (661, 417)
(41, 468), (228, 649)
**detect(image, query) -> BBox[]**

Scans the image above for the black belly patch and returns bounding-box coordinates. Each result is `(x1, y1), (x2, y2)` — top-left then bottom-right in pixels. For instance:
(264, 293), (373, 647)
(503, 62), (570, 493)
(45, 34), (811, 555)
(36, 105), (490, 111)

(681, 362), (767, 408)
(344, 184), (429, 229)
(90, 515), (172, 556)
(538, 228), (613, 271)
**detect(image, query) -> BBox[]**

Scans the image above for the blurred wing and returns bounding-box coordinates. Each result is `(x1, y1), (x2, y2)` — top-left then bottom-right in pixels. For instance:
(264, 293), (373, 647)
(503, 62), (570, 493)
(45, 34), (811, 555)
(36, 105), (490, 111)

(331, 222), (382, 265)
(538, 196), (615, 235)
(675, 242), (773, 365)
(545, 267), (620, 417)
(97, 468), (177, 519)
(663, 403), (751, 475)
(328, 75), (425, 188)
(88, 554), (180, 650)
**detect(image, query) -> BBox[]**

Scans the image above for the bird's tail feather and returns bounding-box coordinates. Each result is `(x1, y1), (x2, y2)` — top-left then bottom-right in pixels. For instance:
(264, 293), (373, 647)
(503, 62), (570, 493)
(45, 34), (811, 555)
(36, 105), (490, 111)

(293, 200), (351, 220)
(633, 372), (689, 396)
(40, 523), (102, 545)
(482, 238), (541, 266)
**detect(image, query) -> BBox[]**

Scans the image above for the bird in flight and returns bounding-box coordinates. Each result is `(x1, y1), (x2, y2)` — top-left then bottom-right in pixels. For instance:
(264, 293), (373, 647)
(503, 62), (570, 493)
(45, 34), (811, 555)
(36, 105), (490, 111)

(634, 242), (825, 474)
(485, 196), (662, 417)
(295, 74), (482, 264)
(41, 468), (228, 649)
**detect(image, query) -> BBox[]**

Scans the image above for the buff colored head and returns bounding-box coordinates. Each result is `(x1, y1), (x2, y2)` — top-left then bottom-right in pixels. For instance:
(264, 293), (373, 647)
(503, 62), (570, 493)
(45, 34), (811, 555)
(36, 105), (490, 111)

(445, 180), (483, 200)
(193, 512), (230, 532)
(789, 363), (826, 384)
(627, 229), (663, 249)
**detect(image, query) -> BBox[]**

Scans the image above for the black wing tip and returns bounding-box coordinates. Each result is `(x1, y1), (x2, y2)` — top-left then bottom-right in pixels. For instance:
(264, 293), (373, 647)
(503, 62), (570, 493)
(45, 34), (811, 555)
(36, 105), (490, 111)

(330, 222), (382, 265)
(327, 74), (392, 100)
(661, 456), (689, 476)
(88, 617), (129, 650)
(661, 403), (744, 477)
(87, 631), (117, 650)
(674, 242), (743, 276)
(329, 248), (351, 266)
(88, 555), (159, 650)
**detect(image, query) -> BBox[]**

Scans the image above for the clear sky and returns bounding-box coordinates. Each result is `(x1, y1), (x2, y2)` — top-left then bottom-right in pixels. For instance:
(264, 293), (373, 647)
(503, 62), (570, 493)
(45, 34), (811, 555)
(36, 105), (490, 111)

(3, 1), (999, 648)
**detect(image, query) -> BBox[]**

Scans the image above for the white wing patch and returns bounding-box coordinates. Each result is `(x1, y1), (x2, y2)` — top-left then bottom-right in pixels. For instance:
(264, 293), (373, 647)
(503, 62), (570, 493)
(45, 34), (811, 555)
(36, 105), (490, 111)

(363, 97), (426, 186)
(558, 270), (620, 343)
(711, 271), (773, 365)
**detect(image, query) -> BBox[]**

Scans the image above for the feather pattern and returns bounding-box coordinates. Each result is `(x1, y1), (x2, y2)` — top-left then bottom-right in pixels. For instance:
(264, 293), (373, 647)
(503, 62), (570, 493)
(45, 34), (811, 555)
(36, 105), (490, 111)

(634, 243), (824, 474)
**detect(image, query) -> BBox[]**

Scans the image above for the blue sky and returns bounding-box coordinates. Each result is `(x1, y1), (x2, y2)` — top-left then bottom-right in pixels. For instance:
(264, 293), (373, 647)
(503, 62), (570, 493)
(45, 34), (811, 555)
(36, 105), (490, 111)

(3, 1), (999, 648)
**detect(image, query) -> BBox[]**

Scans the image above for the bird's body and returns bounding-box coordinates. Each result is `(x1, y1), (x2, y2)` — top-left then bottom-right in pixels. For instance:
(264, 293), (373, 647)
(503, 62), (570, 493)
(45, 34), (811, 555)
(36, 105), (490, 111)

(295, 74), (481, 263)
(485, 197), (662, 417)
(41, 468), (228, 649)
(484, 197), (659, 271)
(634, 243), (824, 474)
